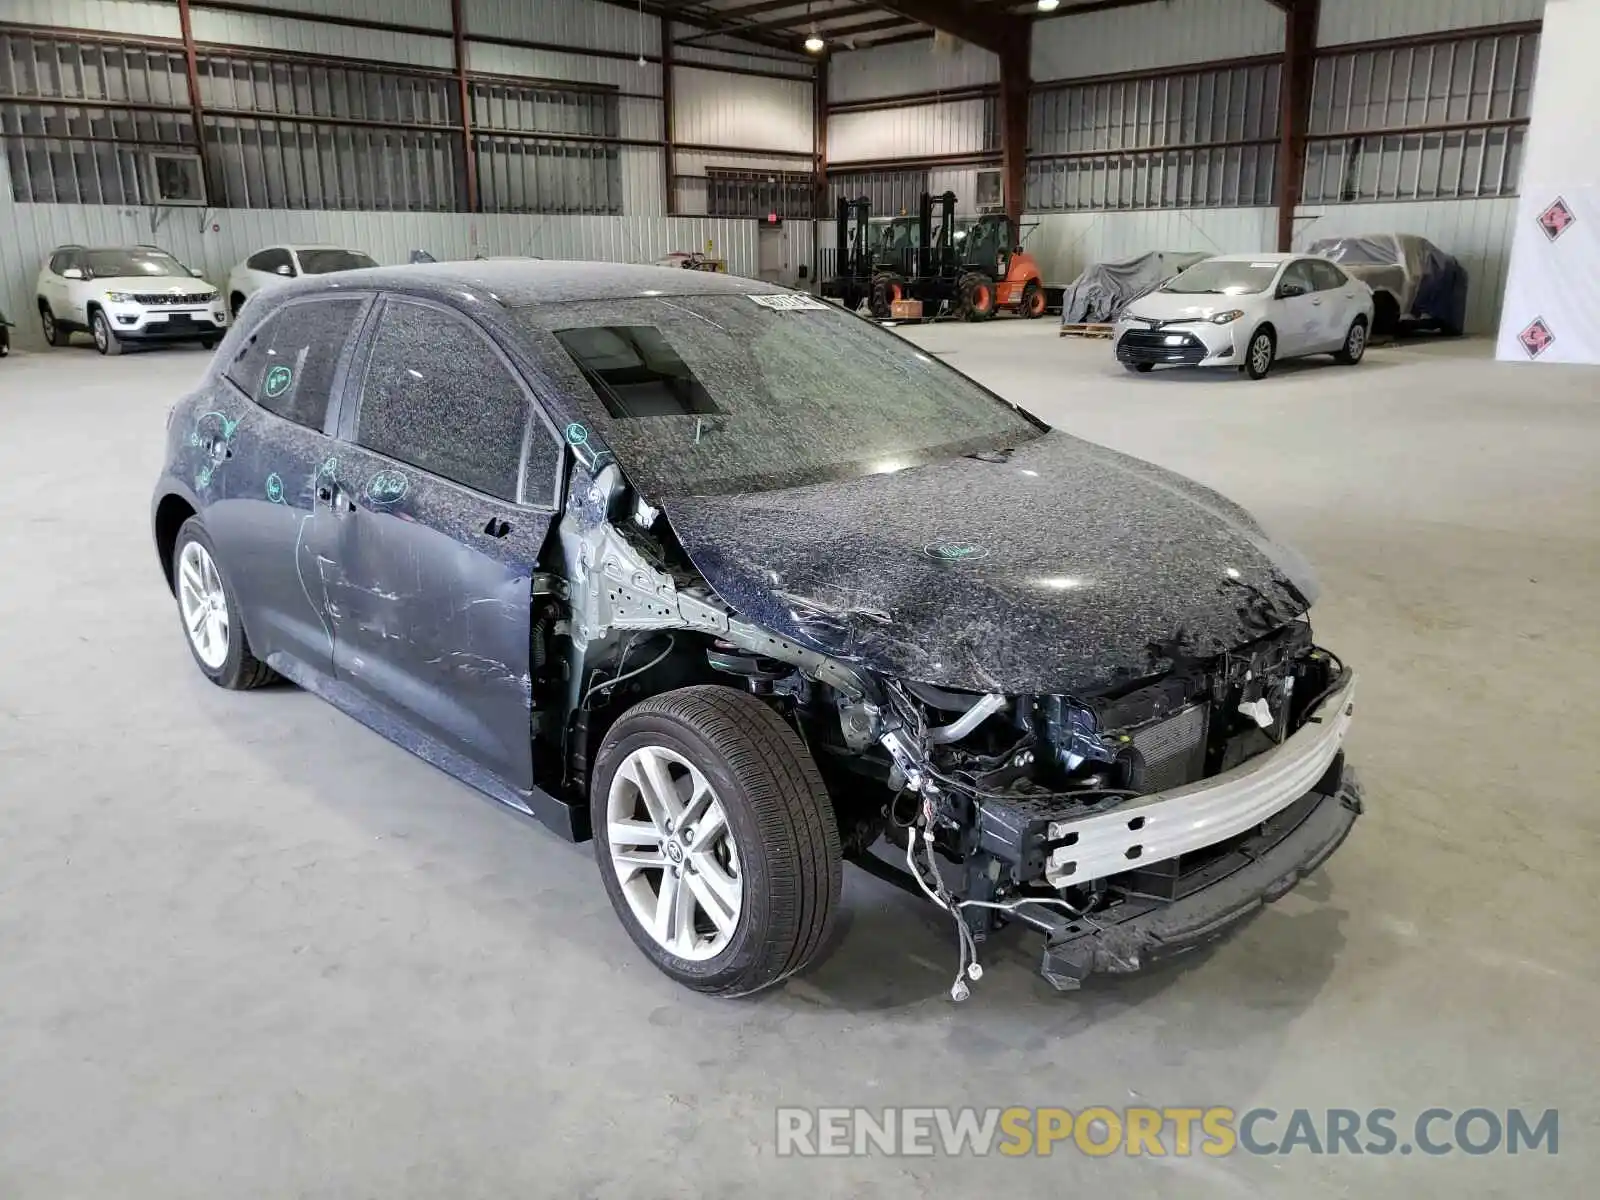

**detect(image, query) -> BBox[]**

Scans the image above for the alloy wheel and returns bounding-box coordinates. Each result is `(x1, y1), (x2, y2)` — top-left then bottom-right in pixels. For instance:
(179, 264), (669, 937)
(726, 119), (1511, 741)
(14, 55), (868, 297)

(177, 540), (230, 670)
(606, 744), (743, 961)
(1347, 323), (1366, 360)
(93, 315), (108, 352)
(1251, 333), (1273, 375)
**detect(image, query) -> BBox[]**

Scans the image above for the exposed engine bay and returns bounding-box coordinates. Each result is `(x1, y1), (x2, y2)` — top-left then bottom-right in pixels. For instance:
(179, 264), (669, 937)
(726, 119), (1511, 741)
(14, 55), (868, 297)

(544, 458), (1361, 998)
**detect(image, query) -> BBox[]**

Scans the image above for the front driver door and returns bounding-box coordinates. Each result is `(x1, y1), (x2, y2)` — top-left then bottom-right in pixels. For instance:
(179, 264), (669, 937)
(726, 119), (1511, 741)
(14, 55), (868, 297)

(325, 296), (563, 792)
(1273, 260), (1321, 357)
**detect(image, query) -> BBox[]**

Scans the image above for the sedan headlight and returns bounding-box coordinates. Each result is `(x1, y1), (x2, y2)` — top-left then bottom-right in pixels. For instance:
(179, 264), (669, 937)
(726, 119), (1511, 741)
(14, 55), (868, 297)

(104, 291), (135, 303)
(1210, 309), (1246, 325)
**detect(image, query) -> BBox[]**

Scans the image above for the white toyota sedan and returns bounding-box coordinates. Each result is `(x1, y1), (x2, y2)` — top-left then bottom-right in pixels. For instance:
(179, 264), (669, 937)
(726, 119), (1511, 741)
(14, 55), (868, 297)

(1113, 252), (1375, 380)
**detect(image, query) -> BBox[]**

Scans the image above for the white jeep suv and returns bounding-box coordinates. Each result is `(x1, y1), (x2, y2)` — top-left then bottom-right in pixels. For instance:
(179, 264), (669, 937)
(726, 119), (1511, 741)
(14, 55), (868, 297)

(226, 244), (378, 316)
(36, 245), (227, 356)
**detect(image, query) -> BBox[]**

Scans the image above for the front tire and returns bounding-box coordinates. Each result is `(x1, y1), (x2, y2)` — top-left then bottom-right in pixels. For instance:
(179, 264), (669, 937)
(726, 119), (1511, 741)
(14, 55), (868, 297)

(230, 292), (246, 319)
(869, 272), (904, 320)
(199, 336), (218, 351)
(1243, 327), (1276, 380)
(40, 306), (63, 347)
(591, 685), (842, 997)
(172, 517), (276, 690)
(1124, 362), (1154, 374)
(1021, 280), (1046, 318)
(958, 272), (996, 322)
(1334, 317), (1367, 365)
(91, 309), (122, 356)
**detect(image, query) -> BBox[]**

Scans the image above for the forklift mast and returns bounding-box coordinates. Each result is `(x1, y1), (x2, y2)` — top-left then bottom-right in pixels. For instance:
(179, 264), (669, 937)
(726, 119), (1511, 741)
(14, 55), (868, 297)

(835, 195), (872, 280)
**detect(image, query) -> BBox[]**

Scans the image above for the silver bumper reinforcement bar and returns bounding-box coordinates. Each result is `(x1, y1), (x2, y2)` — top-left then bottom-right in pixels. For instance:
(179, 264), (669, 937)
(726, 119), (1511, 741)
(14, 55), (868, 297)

(1045, 673), (1357, 890)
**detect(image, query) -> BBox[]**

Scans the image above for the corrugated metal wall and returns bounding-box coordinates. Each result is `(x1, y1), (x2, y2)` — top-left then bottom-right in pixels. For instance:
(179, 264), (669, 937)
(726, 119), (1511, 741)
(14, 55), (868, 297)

(3, 0), (181, 38)
(0, 0), (821, 347)
(188, 8), (455, 68)
(1032, 0), (1285, 81)
(1025, 207), (1277, 286)
(828, 40), (998, 103)
(673, 67), (812, 154)
(1317, 0), (1546, 46)
(829, 99), (990, 164)
(462, 0), (659, 56)
(1294, 198), (1518, 333)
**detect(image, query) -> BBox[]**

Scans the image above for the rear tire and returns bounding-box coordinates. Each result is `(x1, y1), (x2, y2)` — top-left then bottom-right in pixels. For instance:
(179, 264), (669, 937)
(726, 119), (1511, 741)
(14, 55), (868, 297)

(1333, 317), (1367, 365)
(958, 272), (996, 322)
(171, 517), (277, 690)
(591, 685), (842, 997)
(1021, 280), (1046, 318)
(91, 309), (122, 356)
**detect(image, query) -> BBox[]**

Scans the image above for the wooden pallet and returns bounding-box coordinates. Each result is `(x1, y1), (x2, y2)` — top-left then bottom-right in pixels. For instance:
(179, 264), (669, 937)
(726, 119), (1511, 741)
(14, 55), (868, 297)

(1059, 322), (1114, 339)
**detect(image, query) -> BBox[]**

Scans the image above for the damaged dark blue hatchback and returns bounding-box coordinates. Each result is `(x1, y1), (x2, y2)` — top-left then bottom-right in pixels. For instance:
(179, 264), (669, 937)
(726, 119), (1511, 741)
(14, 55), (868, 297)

(151, 261), (1360, 999)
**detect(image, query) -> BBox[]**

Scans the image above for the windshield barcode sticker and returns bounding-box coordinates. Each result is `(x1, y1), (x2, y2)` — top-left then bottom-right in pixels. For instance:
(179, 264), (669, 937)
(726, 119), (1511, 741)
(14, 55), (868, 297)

(749, 293), (831, 312)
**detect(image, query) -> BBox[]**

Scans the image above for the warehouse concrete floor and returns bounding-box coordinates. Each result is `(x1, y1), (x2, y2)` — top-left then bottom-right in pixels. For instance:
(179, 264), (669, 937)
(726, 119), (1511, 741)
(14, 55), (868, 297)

(1, 325), (1595, 1198)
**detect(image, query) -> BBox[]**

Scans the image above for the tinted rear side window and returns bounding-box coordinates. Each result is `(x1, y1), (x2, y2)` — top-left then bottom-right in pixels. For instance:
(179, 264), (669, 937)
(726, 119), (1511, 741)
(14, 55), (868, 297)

(354, 299), (529, 502)
(225, 297), (367, 430)
(1310, 261), (1347, 291)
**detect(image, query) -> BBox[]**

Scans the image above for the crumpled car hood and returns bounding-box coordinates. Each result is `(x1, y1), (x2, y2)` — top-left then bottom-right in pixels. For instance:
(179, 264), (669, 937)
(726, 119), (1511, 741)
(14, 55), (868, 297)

(659, 431), (1319, 694)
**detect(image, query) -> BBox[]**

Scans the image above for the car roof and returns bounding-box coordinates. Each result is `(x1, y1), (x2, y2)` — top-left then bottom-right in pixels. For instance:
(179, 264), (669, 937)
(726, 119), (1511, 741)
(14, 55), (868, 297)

(1202, 252), (1302, 264)
(294, 259), (790, 307)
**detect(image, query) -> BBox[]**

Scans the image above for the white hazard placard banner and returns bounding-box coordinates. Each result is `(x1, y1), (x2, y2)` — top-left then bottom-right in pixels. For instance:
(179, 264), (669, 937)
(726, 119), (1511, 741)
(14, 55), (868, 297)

(1496, 186), (1599, 364)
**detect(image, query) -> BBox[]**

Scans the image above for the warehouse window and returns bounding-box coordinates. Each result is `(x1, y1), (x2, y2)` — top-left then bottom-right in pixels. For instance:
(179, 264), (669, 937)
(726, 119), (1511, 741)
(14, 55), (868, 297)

(204, 115), (461, 211)
(827, 169), (929, 219)
(1301, 29), (1540, 202)
(706, 169), (814, 219)
(1026, 61), (1281, 211)
(470, 78), (622, 215)
(0, 30), (195, 203)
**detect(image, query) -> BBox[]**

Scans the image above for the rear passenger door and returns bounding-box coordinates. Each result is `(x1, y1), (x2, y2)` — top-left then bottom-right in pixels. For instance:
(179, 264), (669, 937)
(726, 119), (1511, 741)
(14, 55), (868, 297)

(1309, 259), (1358, 349)
(200, 294), (374, 678)
(325, 296), (563, 792)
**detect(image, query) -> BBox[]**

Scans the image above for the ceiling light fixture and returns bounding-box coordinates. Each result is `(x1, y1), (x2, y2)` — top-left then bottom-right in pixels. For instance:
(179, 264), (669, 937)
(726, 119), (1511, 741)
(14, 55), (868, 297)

(805, 29), (826, 52)
(1038, 0), (1061, 11)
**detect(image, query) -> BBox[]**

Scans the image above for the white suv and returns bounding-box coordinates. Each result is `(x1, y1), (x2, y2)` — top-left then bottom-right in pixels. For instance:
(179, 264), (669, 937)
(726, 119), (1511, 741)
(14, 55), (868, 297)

(37, 245), (227, 356)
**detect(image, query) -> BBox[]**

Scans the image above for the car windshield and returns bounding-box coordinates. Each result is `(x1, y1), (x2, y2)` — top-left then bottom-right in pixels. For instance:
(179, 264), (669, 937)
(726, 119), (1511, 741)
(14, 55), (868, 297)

(1162, 259), (1280, 295)
(82, 249), (183, 278)
(516, 294), (1045, 498)
(297, 249), (377, 274)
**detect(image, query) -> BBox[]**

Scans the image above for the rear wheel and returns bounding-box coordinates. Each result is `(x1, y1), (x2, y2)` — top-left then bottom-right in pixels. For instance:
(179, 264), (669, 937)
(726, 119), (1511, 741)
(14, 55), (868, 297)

(1022, 280), (1046, 318)
(958, 272), (996, 322)
(591, 685), (842, 997)
(1333, 317), (1367, 365)
(91, 309), (122, 356)
(171, 517), (277, 690)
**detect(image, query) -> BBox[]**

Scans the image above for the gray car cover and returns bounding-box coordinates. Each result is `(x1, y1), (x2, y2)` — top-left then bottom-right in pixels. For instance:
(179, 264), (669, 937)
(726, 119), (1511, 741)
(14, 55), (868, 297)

(1306, 234), (1469, 333)
(1059, 251), (1211, 324)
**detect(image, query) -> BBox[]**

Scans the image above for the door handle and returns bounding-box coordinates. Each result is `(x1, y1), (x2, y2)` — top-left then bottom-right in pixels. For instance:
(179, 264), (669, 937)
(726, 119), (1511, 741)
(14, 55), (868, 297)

(1311, 298), (1323, 306)
(482, 516), (512, 538)
(316, 484), (356, 514)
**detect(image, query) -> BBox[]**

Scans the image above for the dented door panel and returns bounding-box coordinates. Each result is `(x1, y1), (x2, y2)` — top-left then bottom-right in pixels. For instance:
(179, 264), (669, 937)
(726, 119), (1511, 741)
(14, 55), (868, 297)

(322, 443), (549, 792)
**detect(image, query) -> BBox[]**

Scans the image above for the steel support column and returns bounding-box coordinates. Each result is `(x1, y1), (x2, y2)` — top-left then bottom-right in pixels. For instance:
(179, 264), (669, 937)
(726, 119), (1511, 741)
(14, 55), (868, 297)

(1276, 0), (1320, 250)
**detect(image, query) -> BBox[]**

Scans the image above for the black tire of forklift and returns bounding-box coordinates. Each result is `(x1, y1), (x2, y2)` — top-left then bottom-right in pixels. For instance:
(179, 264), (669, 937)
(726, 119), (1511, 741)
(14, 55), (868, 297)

(958, 272), (996, 322)
(869, 273), (904, 320)
(1022, 280), (1047, 318)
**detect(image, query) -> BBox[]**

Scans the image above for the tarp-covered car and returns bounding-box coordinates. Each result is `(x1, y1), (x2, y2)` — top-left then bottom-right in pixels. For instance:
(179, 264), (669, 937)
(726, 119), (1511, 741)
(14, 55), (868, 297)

(151, 262), (1361, 1001)
(1306, 234), (1468, 336)
(1060, 251), (1210, 325)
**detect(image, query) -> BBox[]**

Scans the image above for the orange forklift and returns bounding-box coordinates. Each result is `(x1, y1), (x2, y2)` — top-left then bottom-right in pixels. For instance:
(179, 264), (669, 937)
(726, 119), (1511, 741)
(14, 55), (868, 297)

(895, 191), (1047, 321)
